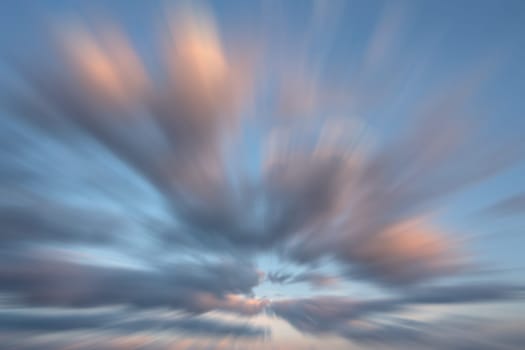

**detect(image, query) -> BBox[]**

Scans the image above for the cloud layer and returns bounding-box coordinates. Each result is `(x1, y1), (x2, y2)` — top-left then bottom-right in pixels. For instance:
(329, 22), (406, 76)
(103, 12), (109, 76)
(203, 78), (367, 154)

(0, 1), (524, 349)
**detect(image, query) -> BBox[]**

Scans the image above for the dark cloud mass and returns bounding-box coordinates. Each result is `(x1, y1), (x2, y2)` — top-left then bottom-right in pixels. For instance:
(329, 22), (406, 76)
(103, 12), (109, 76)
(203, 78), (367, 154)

(0, 1), (524, 349)
(0, 250), (264, 314)
(0, 309), (267, 337)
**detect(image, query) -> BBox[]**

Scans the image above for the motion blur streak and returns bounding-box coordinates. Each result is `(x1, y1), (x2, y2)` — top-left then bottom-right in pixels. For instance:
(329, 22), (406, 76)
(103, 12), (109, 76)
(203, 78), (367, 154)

(1, 1), (525, 349)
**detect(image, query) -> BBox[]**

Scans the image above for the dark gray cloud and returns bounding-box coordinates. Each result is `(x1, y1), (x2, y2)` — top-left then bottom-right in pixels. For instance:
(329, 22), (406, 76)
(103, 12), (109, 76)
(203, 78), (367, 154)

(0, 250), (264, 315)
(403, 284), (525, 304)
(0, 200), (119, 246)
(0, 309), (267, 338)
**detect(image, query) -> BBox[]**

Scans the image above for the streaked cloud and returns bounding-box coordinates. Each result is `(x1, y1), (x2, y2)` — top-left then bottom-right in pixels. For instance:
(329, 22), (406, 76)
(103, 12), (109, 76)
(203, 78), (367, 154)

(0, 1), (524, 349)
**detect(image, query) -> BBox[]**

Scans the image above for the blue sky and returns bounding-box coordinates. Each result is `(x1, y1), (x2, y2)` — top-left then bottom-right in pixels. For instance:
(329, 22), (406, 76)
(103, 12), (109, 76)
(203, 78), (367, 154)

(1, 1), (525, 349)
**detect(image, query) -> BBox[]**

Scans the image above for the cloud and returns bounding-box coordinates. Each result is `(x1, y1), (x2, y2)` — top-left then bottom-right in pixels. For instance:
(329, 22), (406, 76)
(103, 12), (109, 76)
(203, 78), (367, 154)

(265, 123), (468, 286)
(338, 319), (425, 344)
(0, 199), (120, 246)
(339, 317), (525, 350)
(265, 102), (523, 286)
(0, 308), (268, 338)
(0, 250), (264, 315)
(267, 271), (340, 287)
(269, 296), (400, 334)
(0, 2), (524, 349)
(403, 283), (525, 304)
(2, 2), (522, 292)
(1, 11), (263, 257)
(482, 193), (525, 216)
(4, 317), (525, 350)
(269, 283), (524, 336)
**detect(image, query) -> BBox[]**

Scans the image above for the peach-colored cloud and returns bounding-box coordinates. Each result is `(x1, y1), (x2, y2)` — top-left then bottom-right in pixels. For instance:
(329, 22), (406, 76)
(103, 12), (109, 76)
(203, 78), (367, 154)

(193, 292), (268, 316)
(60, 24), (148, 107)
(347, 218), (462, 284)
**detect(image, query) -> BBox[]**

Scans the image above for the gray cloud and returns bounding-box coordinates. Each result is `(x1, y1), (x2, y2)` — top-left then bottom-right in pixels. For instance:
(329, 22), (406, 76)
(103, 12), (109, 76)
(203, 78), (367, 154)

(3, 317), (525, 350)
(0, 250), (264, 315)
(0, 309), (267, 338)
(269, 283), (525, 336)
(267, 271), (339, 287)
(273, 111), (522, 286)
(402, 284), (525, 304)
(482, 193), (525, 216)
(339, 317), (525, 350)
(270, 296), (401, 334)
(0, 200), (120, 246)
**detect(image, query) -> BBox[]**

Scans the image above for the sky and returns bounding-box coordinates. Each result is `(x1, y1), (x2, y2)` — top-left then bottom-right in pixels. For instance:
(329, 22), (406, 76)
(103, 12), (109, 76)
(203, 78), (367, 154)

(0, 0), (525, 349)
